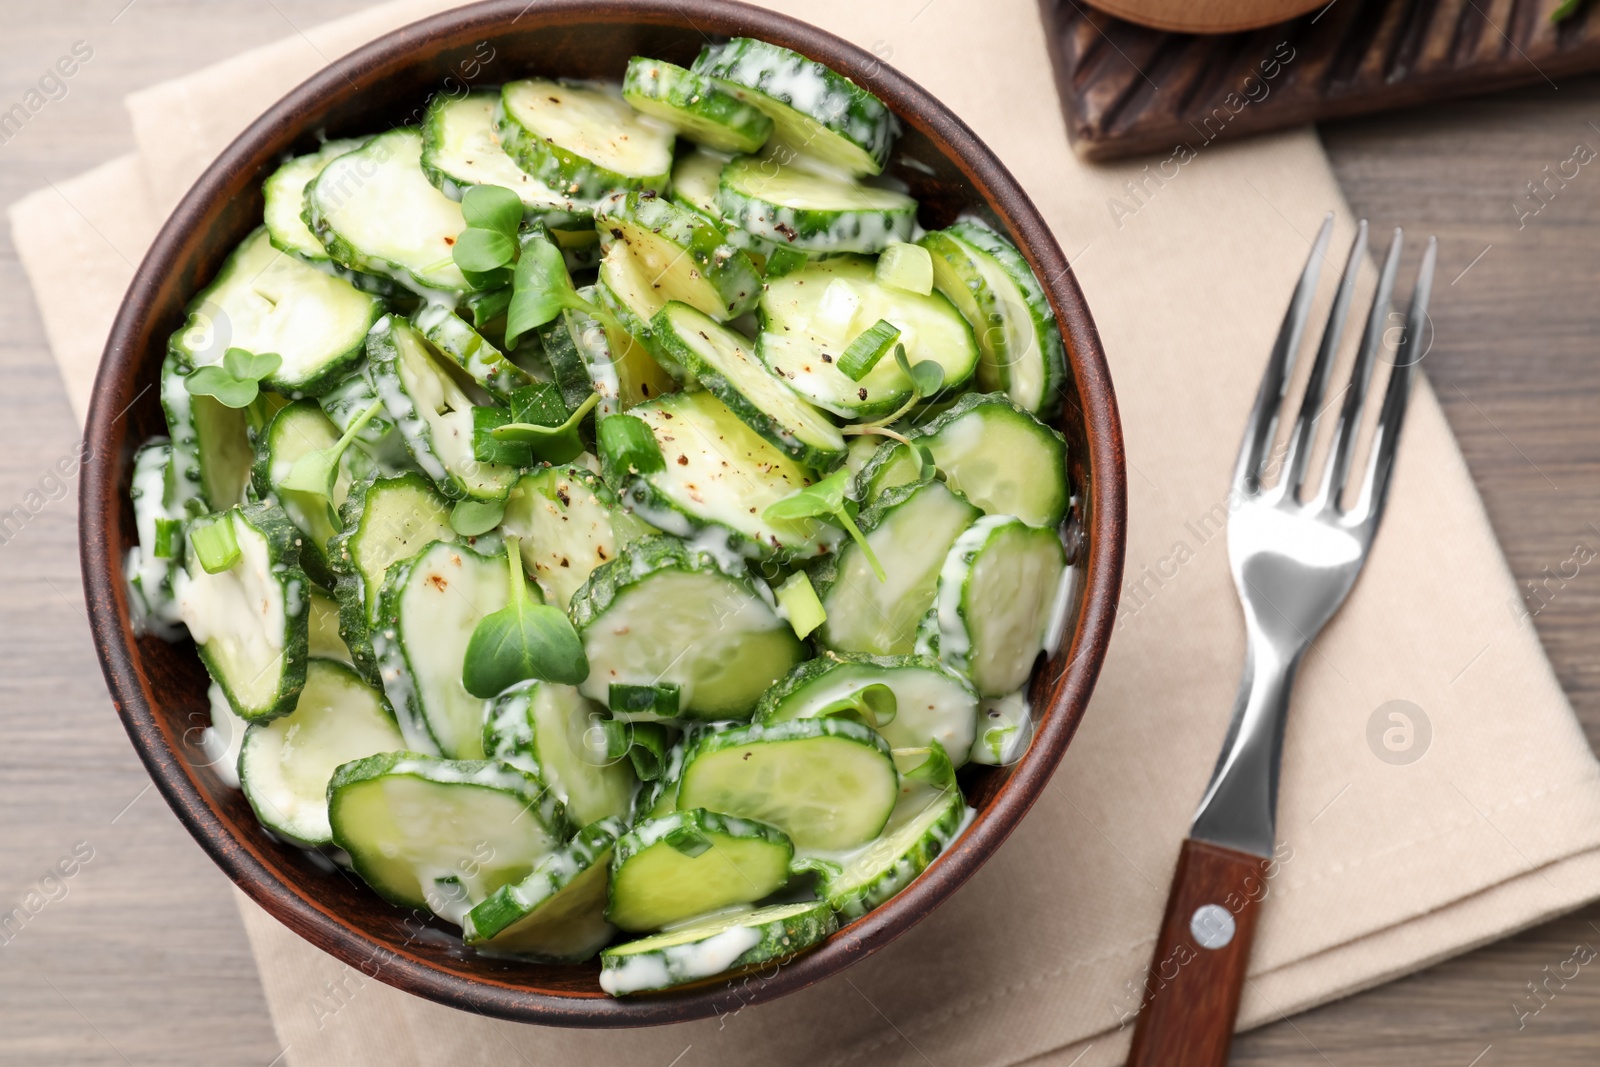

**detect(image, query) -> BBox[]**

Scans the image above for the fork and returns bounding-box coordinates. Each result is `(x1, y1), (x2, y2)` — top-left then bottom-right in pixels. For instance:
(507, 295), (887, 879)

(1125, 214), (1437, 1067)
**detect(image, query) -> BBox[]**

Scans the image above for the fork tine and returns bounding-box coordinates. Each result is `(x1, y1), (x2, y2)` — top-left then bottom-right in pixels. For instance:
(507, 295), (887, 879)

(1231, 213), (1335, 498)
(1316, 227), (1403, 508)
(1348, 236), (1435, 524)
(1279, 220), (1368, 500)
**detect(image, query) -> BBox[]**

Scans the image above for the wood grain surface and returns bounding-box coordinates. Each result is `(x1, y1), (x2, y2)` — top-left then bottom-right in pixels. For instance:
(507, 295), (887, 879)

(2, 1), (1599, 1063)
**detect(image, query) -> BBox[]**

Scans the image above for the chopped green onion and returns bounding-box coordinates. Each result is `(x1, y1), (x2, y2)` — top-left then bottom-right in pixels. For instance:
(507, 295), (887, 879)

(597, 413), (665, 483)
(190, 515), (240, 574)
(837, 319), (901, 382)
(774, 572), (827, 639)
(152, 517), (181, 561)
(609, 682), (681, 719)
(875, 241), (933, 296)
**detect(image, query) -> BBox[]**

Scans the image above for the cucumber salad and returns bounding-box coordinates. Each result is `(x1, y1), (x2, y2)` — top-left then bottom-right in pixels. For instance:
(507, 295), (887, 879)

(123, 38), (1075, 996)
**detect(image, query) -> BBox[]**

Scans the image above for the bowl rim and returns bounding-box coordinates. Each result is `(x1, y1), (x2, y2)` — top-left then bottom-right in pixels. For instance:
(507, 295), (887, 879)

(79, 0), (1126, 1027)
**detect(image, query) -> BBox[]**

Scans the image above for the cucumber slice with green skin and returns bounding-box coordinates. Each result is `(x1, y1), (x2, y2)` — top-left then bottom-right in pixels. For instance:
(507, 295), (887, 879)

(911, 392), (1070, 527)
(328, 752), (570, 923)
(413, 303), (535, 401)
(812, 479), (980, 656)
(367, 315), (521, 501)
(482, 681), (636, 826)
(125, 440), (183, 636)
(944, 220), (1065, 416)
(651, 301), (845, 468)
(372, 539), (535, 758)
(172, 503), (310, 723)
(853, 437), (926, 505)
(622, 57), (774, 155)
(676, 717), (899, 851)
(692, 38), (897, 177)
(921, 516), (1068, 698)
(162, 355), (252, 518)
(629, 734), (689, 823)
(670, 146), (730, 219)
(251, 399), (354, 587)
(595, 244), (685, 383)
(599, 898), (836, 995)
(605, 809), (793, 932)
(317, 365), (413, 472)
(757, 257), (978, 418)
(237, 658), (406, 847)
(569, 535), (806, 720)
(497, 79), (675, 200)
(596, 190), (762, 321)
(306, 128), (478, 296)
(919, 223), (1065, 416)
(716, 156), (915, 254)
(167, 228), (383, 394)
(464, 817), (626, 959)
(538, 288), (675, 415)
(813, 781), (966, 920)
(971, 689), (1034, 766)
(328, 472), (456, 679)
(262, 138), (363, 264)
(754, 652), (979, 767)
(499, 465), (654, 609)
(421, 91), (595, 217)
(307, 587), (353, 666)
(621, 391), (842, 561)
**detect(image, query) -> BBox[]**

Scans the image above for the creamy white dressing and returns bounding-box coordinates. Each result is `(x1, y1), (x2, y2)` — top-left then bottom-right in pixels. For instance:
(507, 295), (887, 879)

(201, 681), (248, 789)
(125, 441), (184, 637)
(1042, 563), (1077, 657)
(174, 514), (288, 715)
(970, 689), (1033, 766)
(599, 924), (760, 995)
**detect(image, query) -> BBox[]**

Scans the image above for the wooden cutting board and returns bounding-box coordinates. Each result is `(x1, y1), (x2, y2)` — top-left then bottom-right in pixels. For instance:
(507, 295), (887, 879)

(1041, 0), (1600, 161)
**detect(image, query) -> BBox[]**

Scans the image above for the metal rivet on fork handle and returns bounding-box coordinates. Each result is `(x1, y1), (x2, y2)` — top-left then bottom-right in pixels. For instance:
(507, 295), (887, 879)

(1189, 904), (1235, 950)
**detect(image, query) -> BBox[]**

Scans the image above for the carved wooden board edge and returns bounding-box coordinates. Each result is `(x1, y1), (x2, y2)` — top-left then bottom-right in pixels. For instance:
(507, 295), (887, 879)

(1041, 0), (1600, 162)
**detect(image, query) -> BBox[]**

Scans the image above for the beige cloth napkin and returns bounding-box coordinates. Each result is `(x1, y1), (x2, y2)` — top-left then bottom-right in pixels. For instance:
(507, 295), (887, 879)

(14, 1), (1600, 1064)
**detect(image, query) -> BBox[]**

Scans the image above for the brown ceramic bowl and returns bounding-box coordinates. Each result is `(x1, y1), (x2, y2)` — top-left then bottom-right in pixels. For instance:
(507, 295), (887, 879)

(80, 0), (1125, 1026)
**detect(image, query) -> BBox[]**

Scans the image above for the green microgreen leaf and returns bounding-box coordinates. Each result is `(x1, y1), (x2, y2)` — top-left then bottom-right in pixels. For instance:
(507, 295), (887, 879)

(460, 184), (524, 236)
(190, 514), (240, 574)
(509, 382), (571, 427)
(1552, 0), (1584, 21)
(490, 391), (598, 465)
(223, 348), (282, 382)
(763, 469), (887, 583)
(895, 342), (945, 397)
(280, 400), (384, 498)
(506, 229), (587, 347)
(450, 497), (507, 537)
(816, 683), (898, 730)
(183, 365), (259, 408)
(837, 319), (901, 382)
(453, 227), (518, 273)
(461, 536), (589, 698)
(472, 406), (534, 468)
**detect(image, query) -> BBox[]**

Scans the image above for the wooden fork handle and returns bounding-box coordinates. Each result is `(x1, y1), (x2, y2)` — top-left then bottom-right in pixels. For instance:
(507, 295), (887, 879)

(1126, 838), (1270, 1067)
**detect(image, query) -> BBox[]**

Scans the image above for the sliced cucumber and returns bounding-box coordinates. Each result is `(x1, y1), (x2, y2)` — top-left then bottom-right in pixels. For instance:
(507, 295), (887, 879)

(600, 899), (835, 995)
(421, 91), (593, 217)
(539, 290), (673, 415)
(595, 243), (685, 383)
(693, 38), (897, 177)
(651, 301), (844, 467)
(372, 539), (535, 758)
(971, 689), (1034, 766)
(161, 351), (252, 517)
(569, 535), (805, 719)
(499, 465), (653, 608)
(597, 189), (761, 320)
(669, 146), (731, 219)
(621, 391), (842, 561)
(329, 471), (456, 678)
(920, 222), (1065, 415)
(677, 718), (898, 850)
(306, 128), (476, 296)
(262, 138), (362, 264)
(483, 681), (636, 825)
(251, 399), (354, 586)
(497, 79), (675, 200)
(923, 516), (1066, 698)
(307, 587), (353, 666)
(716, 155), (914, 255)
(167, 227), (383, 394)
(813, 479), (980, 655)
(758, 257), (978, 418)
(413, 303), (535, 401)
(367, 315), (520, 501)
(317, 364), (413, 471)
(125, 440), (183, 636)
(622, 57), (773, 155)
(606, 809), (793, 931)
(853, 438), (925, 505)
(172, 504), (310, 723)
(327, 752), (570, 922)
(814, 779), (966, 920)
(630, 732), (690, 822)
(755, 653), (979, 767)
(237, 658), (405, 847)
(465, 817), (626, 959)
(912, 392), (1069, 527)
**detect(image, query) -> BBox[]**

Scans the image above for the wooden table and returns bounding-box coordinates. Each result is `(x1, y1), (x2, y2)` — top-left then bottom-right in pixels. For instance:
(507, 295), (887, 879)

(2, 3), (1598, 1063)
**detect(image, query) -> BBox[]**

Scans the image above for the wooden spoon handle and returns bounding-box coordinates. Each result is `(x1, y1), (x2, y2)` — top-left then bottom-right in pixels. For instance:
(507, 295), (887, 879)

(1126, 838), (1270, 1067)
